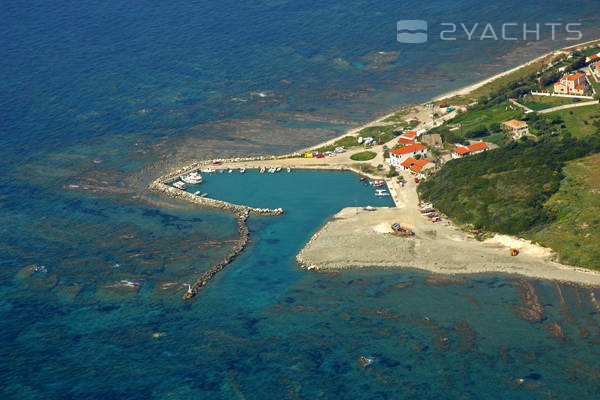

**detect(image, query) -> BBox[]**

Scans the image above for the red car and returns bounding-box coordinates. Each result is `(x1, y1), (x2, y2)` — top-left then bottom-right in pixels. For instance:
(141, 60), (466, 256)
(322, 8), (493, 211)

(377, 141), (384, 145)
(316, 154), (325, 158)
(212, 161), (222, 165)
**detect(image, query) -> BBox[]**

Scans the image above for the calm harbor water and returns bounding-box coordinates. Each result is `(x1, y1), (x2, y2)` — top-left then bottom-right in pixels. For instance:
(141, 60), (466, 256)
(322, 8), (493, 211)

(2, 0), (600, 398)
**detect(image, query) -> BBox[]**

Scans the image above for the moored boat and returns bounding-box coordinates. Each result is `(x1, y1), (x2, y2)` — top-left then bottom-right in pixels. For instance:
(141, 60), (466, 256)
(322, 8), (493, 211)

(375, 189), (389, 196)
(287, 167), (291, 173)
(172, 181), (187, 190)
(200, 168), (214, 173)
(180, 171), (202, 184)
(240, 168), (246, 173)
(359, 177), (367, 182)
(260, 167), (266, 173)
(363, 205), (377, 211)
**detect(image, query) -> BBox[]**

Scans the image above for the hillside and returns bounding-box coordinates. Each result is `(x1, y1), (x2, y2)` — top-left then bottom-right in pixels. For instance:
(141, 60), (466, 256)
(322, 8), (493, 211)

(530, 153), (600, 269)
(418, 137), (600, 236)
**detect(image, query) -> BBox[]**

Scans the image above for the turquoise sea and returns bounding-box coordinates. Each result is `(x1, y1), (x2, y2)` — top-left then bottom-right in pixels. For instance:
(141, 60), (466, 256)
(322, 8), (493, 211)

(2, 1), (600, 398)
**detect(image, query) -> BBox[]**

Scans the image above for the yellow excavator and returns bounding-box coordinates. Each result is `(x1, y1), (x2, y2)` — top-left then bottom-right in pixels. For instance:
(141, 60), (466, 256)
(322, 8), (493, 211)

(510, 248), (519, 256)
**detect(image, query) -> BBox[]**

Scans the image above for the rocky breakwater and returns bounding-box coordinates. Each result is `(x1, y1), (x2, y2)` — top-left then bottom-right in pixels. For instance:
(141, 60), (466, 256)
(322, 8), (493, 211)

(147, 180), (283, 299)
(183, 209), (250, 299)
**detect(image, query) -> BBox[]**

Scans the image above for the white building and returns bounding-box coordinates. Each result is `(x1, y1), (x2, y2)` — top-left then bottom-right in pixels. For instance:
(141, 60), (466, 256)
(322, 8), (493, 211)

(387, 143), (428, 167)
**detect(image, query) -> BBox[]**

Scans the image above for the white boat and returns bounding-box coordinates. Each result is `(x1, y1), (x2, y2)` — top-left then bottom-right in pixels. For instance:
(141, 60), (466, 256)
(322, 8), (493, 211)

(180, 171), (202, 184)
(172, 181), (187, 190)
(268, 167), (276, 173)
(260, 167), (266, 174)
(363, 205), (377, 211)
(287, 167), (291, 173)
(200, 168), (214, 173)
(375, 189), (390, 196)
(240, 168), (246, 173)
(194, 191), (201, 195)
(275, 167), (281, 173)
(228, 169), (233, 173)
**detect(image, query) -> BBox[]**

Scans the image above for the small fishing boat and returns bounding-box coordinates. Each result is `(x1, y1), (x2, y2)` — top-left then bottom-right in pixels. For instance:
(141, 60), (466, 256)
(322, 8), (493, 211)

(359, 177), (367, 182)
(375, 189), (389, 196)
(228, 169), (233, 173)
(370, 179), (385, 186)
(180, 171), (202, 184)
(260, 167), (266, 173)
(240, 168), (246, 173)
(363, 206), (377, 211)
(194, 191), (201, 195)
(275, 167), (281, 173)
(200, 168), (214, 173)
(172, 181), (187, 190)
(268, 167), (276, 173)
(219, 169), (224, 173)
(287, 167), (291, 173)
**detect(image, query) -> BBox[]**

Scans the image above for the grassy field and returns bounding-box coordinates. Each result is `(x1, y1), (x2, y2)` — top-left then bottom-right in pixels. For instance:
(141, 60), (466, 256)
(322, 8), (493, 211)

(313, 136), (359, 153)
(358, 125), (401, 143)
(544, 104), (600, 137)
(481, 133), (507, 146)
(350, 151), (377, 161)
(520, 95), (575, 111)
(382, 109), (410, 122)
(449, 102), (524, 134)
(530, 153), (600, 270)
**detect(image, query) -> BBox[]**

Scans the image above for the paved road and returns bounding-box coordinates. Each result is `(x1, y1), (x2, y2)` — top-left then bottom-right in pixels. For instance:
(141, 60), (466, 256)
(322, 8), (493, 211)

(538, 100), (599, 114)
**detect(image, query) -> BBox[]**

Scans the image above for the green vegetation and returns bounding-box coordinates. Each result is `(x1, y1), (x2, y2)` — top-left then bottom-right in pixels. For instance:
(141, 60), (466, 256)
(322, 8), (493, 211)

(386, 165), (397, 178)
(313, 136), (358, 153)
(350, 151), (377, 161)
(542, 105), (600, 137)
(418, 136), (600, 235)
(450, 102), (524, 134)
(520, 95), (575, 111)
(529, 153), (600, 270)
(358, 125), (401, 143)
(383, 109), (410, 122)
(480, 133), (507, 146)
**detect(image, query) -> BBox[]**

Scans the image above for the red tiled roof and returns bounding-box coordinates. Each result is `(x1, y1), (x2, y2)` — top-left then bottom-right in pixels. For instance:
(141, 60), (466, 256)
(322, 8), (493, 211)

(400, 157), (433, 172)
(453, 142), (488, 155)
(589, 54), (600, 61)
(574, 85), (586, 90)
(397, 137), (415, 145)
(453, 146), (470, 155)
(595, 61), (600, 69)
(562, 73), (585, 81)
(467, 142), (488, 152)
(402, 131), (417, 138)
(390, 143), (426, 155)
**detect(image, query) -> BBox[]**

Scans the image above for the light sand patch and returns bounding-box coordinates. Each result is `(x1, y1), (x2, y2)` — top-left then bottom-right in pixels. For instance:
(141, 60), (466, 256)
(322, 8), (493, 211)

(485, 234), (553, 258)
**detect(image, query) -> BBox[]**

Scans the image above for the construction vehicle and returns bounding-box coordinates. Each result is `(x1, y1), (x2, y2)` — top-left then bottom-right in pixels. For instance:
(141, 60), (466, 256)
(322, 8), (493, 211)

(392, 223), (415, 236)
(510, 248), (519, 256)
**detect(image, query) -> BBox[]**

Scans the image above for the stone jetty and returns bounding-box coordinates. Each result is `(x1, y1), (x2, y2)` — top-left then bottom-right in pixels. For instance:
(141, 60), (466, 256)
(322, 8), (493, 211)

(148, 163), (284, 299)
(183, 209), (250, 299)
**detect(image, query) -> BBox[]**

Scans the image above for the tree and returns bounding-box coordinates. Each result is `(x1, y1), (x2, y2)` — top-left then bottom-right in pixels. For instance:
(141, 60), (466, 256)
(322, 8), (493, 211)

(387, 166), (397, 178)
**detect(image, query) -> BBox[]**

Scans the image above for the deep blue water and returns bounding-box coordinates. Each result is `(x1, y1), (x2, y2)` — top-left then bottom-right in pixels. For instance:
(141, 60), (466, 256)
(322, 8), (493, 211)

(2, 1), (600, 398)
